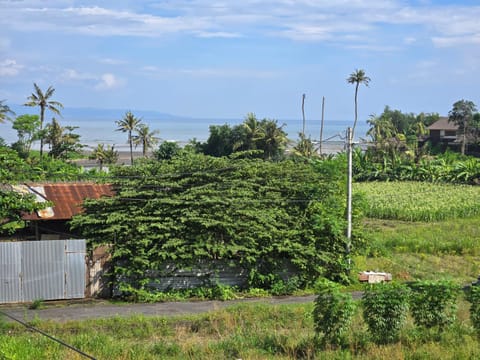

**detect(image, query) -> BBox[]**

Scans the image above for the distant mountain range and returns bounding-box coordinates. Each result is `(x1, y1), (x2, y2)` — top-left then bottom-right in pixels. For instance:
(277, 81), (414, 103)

(9, 104), (188, 121)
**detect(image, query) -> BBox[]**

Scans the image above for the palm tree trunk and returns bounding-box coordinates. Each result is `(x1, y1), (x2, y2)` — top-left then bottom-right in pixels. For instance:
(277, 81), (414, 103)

(129, 130), (134, 165)
(40, 105), (45, 157)
(352, 84), (359, 139)
(302, 94), (306, 137)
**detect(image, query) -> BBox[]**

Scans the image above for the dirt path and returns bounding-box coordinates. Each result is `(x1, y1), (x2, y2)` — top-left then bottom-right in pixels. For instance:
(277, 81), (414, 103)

(1, 295), (321, 323)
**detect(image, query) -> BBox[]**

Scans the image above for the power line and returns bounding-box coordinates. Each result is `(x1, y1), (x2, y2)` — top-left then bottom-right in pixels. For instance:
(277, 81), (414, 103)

(0, 310), (97, 360)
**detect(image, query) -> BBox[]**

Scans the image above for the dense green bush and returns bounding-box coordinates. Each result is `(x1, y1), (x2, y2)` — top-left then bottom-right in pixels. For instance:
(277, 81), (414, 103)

(467, 285), (480, 334)
(313, 279), (356, 347)
(409, 280), (459, 330)
(362, 282), (410, 344)
(71, 154), (358, 293)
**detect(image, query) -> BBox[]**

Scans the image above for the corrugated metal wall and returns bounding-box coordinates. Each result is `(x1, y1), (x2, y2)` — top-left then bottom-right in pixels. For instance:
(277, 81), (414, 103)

(0, 239), (86, 303)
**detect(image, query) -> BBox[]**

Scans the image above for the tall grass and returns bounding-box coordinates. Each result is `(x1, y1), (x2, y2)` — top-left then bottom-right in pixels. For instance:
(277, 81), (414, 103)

(2, 301), (480, 359)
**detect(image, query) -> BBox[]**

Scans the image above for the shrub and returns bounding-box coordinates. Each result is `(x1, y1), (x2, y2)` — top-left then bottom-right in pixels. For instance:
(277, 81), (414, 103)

(313, 279), (356, 347)
(466, 285), (480, 334)
(409, 280), (459, 330)
(362, 282), (410, 344)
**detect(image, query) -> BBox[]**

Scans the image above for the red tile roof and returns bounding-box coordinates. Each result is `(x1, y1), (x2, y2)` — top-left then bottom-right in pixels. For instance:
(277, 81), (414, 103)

(22, 183), (113, 221)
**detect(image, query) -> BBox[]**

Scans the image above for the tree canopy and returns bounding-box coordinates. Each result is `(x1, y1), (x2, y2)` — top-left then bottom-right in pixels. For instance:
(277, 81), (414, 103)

(199, 114), (288, 160)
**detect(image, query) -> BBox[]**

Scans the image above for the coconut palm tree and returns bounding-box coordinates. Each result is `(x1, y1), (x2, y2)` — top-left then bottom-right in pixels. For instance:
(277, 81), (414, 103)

(259, 119), (288, 160)
(234, 112), (264, 151)
(115, 111), (142, 165)
(89, 144), (118, 171)
(0, 100), (15, 123)
(24, 83), (63, 157)
(132, 124), (160, 157)
(347, 69), (370, 139)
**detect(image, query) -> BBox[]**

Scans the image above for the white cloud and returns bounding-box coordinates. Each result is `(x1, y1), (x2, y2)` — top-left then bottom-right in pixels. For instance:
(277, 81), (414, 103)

(140, 65), (278, 79)
(98, 58), (128, 65)
(61, 68), (95, 81)
(432, 34), (480, 48)
(0, 59), (23, 77)
(1, 1), (480, 50)
(60, 68), (125, 90)
(95, 73), (124, 90)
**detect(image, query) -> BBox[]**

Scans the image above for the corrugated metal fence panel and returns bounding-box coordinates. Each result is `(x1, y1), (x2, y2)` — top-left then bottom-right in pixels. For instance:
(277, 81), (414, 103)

(146, 262), (249, 291)
(65, 239), (86, 298)
(0, 239), (87, 303)
(22, 240), (65, 301)
(0, 242), (22, 303)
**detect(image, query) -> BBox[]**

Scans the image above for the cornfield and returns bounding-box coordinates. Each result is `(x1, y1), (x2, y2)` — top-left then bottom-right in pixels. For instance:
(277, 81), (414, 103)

(356, 181), (480, 222)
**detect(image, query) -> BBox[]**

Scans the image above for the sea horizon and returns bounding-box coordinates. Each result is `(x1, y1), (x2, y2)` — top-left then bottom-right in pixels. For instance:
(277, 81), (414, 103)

(1, 116), (370, 152)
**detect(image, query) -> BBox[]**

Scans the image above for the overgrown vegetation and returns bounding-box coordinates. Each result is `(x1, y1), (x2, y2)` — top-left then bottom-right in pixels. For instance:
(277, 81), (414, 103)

(71, 154), (362, 295)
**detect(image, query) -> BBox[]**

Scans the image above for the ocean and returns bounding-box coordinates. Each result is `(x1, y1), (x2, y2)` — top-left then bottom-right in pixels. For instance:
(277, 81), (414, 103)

(0, 117), (370, 152)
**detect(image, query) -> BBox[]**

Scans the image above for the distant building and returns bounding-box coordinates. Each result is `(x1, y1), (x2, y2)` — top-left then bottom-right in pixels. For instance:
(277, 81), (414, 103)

(426, 117), (459, 145)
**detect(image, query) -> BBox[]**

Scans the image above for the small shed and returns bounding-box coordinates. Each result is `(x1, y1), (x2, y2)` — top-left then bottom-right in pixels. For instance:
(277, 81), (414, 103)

(10, 182), (113, 240)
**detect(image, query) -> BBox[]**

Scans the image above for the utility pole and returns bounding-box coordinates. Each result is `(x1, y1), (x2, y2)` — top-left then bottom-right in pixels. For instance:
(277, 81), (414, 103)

(301, 93), (306, 137)
(319, 96), (325, 155)
(346, 127), (353, 258)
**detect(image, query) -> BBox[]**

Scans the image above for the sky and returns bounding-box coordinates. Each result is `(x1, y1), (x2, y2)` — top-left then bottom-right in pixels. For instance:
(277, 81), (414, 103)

(1, 0), (480, 122)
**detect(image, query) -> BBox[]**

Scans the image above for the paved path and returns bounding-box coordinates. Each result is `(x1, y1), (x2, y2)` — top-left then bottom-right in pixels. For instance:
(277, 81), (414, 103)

(1, 295), (321, 323)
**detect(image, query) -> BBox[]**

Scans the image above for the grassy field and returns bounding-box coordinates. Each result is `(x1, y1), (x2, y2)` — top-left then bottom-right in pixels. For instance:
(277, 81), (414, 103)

(2, 180), (480, 359)
(2, 301), (480, 359)
(352, 181), (480, 286)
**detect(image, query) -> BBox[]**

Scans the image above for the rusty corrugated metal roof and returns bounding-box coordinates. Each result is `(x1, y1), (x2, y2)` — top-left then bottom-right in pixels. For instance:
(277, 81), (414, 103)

(22, 183), (114, 221)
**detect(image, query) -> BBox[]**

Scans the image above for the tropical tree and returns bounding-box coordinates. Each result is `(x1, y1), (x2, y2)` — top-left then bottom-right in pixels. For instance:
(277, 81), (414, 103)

(154, 141), (182, 160)
(44, 118), (83, 159)
(201, 124), (238, 157)
(293, 132), (315, 158)
(241, 112), (264, 150)
(132, 124), (160, 157)
(116, 111), (142, 165)
(257, 119), (288, 160)
(89, 144), (118, 171)
(448, 99), (478, 155)
(347, 69), (371, 138)
(24, 83), (63, 157)
(11, 114), (41, 156)
(0, 100), (15, 123)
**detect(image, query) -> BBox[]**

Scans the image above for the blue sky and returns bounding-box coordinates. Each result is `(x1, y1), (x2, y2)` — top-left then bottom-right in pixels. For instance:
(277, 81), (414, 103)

(1, 0), (480, 122)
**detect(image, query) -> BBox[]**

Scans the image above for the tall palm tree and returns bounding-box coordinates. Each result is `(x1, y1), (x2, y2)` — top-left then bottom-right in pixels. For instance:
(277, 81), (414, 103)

(24, 83), (63, 157)
(115, 111), (142, 165)
(347, 69), (371, 139)
(240, 112), (264, 150)
(132, 124), (160, 157)
(0, 100), (15, 123)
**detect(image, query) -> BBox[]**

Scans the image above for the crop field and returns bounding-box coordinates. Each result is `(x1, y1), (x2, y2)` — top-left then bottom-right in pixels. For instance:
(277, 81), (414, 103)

(355, 181), (480, 222)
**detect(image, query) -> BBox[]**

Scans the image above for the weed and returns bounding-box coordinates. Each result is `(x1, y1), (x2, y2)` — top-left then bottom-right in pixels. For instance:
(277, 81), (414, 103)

(29, 299), (45, 310)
